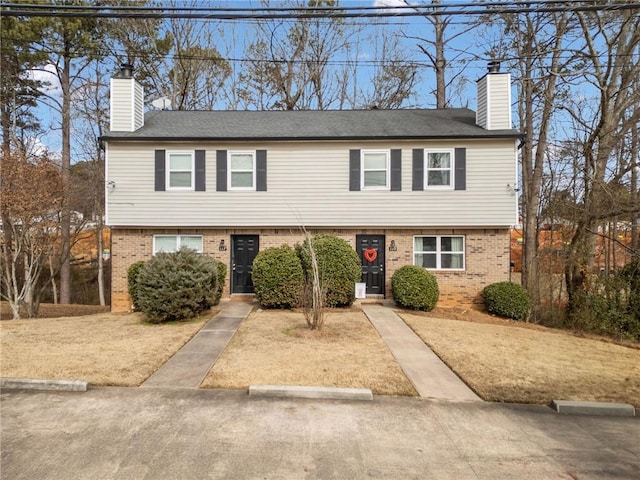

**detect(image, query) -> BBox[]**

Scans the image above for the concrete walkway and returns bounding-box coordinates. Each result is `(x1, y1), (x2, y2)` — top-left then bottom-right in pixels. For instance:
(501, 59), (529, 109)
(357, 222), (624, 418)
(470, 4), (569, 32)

(141, 301), (253, 389)
(362, 304), (482, 402)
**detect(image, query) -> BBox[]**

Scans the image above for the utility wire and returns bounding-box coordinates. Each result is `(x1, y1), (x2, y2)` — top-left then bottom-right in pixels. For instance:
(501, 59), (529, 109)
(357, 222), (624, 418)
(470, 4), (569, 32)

(2, 1), (639, 18)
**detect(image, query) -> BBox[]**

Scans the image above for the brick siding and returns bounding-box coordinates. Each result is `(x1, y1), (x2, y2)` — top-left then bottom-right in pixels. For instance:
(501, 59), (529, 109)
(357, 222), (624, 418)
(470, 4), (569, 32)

(111, 227), (510, 312)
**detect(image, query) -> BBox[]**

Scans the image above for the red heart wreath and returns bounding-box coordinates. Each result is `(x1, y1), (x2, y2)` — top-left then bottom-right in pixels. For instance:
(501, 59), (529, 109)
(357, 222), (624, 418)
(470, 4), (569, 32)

(364, 248), (377, 263)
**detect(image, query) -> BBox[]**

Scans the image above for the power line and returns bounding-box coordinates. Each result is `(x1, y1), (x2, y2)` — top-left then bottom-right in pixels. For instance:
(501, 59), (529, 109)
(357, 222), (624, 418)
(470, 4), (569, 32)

(1, 1), (639, 19)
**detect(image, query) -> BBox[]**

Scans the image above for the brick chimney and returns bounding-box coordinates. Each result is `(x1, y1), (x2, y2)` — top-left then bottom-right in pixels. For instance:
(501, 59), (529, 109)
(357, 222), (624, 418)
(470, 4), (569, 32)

(109, 63), (144, 132)
(476, 61), (512, 130)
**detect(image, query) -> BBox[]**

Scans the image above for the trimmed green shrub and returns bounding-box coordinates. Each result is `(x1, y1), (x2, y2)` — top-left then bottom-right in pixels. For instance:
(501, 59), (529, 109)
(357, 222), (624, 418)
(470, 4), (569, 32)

(136, 248), (218, 323)
(296, 234), (361, 307)
(212, 260), (227, 306)
(391, 265), (439, 311)
(252, 245), (303, 308)
(127, 260), (147, 311)
(482, 281), (530, 320)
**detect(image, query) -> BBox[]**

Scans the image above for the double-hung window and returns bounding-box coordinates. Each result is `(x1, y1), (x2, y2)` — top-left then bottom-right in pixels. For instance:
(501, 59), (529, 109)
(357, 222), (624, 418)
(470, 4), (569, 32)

(425, 150), (453, 189)
(414, 235), (465, 270)
(362, 150), (389, 190)
(229, 152), (255, 190)
(167, 152), (194, 190)
(153, 235), (203, 254)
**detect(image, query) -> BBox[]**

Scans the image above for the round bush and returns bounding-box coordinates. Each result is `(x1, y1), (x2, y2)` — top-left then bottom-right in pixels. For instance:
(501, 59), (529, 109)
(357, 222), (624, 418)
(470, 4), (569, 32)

(482, 282), (530, 320)
(391, 265), (439, 311)
(297, 235), (362, 307)
(252, 245), (303, 308)
(127, 260), (147, 311)
(136, 248), (218, 323)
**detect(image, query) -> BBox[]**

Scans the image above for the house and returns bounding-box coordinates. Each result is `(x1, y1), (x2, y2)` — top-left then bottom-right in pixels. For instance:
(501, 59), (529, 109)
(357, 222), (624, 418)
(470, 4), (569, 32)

(102, 62), (520, 312)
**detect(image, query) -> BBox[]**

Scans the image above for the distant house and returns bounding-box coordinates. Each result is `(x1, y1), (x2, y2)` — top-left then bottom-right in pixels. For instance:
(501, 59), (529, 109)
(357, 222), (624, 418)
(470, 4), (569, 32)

(102, 63), (520, 312)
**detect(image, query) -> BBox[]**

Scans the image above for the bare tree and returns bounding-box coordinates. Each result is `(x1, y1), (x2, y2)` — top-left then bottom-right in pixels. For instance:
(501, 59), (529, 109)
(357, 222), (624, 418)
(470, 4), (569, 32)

(485, 11), (571, 312)
(238, 0), (358, 110)
(562, 8), (640, 316)
(403, 0), (476, 108)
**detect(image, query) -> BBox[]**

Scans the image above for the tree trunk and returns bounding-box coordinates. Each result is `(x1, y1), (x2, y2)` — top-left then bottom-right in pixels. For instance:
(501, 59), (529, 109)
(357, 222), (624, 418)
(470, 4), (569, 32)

(97, 219), (106, 306)
(59, 54), (72, 304)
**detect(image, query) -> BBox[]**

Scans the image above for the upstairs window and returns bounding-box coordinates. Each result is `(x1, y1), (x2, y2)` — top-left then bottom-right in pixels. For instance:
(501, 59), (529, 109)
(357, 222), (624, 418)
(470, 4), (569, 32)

(414, 235), (465, 270)
(229, 152), (255, 190)
(153, 235), (203, 254)
(425, 150), (453, 189)
(362, 150), (390, 190)
(167, 152), (194, 190)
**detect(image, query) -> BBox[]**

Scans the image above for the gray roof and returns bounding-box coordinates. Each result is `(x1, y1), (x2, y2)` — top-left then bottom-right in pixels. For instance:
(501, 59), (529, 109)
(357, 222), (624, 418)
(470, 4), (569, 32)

(101, 108), (521, 142)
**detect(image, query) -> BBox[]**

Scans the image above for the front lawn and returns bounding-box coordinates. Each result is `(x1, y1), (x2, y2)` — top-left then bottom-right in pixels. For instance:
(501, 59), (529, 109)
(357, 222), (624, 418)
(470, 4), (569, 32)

(0, 312), (207, 386)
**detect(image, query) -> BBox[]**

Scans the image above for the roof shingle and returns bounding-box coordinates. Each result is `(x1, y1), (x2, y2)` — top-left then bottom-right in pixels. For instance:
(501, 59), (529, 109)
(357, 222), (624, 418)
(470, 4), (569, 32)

(101, 108), (521, 141)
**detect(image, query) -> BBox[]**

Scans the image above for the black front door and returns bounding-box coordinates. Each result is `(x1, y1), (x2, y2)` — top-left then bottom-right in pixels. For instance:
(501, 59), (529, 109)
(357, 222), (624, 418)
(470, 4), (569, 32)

(357, 235), (385, 295)
(231, 235), (259, 293)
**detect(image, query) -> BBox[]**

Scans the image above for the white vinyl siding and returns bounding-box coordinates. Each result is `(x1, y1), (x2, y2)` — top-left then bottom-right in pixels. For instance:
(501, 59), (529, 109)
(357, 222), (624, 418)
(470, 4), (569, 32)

(229, 152), (255, 190)
(414, 235), (465, 270)
(153, 235), (203, 254)
(110, 78), (144, 132)
(425, 150), (453, 189)
(476, 73), (511, 130)
(167, 152), (194, 190)
(105, 139), (518, 228)
(362, 150), (389, 190)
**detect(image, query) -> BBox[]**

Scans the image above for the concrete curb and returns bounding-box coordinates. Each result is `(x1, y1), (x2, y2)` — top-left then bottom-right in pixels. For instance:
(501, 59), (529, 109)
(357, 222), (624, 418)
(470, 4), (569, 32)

(249, 385), (373, 401)
(0, 377), (89, 392)
(551, 400), (636, 417)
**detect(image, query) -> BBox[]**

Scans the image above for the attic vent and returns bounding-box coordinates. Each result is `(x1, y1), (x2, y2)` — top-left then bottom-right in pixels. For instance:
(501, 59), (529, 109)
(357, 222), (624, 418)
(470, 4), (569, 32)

(487, 60), (501, 73)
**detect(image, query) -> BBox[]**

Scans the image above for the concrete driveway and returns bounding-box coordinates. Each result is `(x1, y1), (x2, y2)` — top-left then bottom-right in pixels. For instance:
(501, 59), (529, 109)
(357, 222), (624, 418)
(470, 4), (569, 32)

(2, 387), (638, 479)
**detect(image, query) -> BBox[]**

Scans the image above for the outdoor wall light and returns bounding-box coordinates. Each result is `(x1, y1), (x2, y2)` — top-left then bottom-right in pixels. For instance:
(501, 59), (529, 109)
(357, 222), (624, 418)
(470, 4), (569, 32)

(388, 240), (397, 251)
(106, 180), (116, 191)
(218, 239), (227, 251)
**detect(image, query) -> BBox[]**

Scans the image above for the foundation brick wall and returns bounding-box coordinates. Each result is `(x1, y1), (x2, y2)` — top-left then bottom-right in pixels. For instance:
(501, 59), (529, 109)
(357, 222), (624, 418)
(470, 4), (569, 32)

(111, 227), (510, 312)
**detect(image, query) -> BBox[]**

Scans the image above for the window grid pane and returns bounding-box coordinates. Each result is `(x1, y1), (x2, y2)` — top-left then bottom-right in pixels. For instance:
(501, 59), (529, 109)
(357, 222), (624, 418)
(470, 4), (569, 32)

(231, 154), (253, 170)
(155, 236), (177, 253)
(231, 172), (253, 188)
(364, 171), (387, 187)
(179, 236), (203, 252)
(364, 153), (387, 170)
(169, 154), (192, 170)
(170, 172), (192, 187)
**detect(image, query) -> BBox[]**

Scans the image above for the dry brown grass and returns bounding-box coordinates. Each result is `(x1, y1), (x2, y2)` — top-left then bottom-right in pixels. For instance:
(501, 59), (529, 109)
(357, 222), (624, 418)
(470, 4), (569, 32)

(201, 309), (417, 396)
(400, 311), (640, 407)
(1, 302), (110, 320)
(0, 312), (207, 386)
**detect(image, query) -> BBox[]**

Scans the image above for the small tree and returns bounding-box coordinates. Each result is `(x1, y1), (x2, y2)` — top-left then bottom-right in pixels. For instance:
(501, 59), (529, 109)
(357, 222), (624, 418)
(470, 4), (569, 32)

(1, 152), (63, 318)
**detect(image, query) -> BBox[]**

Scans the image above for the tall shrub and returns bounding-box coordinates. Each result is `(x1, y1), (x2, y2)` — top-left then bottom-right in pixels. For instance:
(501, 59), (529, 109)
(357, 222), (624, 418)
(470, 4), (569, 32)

(127, 260), (146, 311)
(297, 234), (361, 307)
(136, 248), (218, 323)
(212, 261), (227, 306)
(252, 245), (303, 308)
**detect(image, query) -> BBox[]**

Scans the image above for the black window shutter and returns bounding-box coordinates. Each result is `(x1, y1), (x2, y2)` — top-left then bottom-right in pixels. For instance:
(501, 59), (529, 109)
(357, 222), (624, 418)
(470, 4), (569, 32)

(216, 150), (227, 192)
(349, 149), (361, 191)
(412, 149), (424, 191)
(195, 150), (206, 191)
(256, 150), (267, 191)
(390, 149), (402, 191)
(455, 148), (466, 190)
(155, 150), (166, 191)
